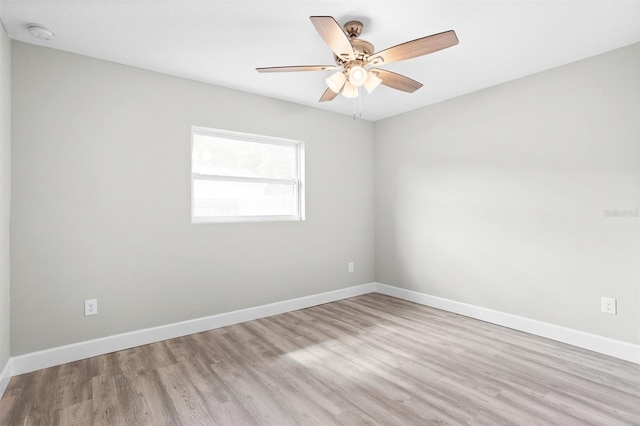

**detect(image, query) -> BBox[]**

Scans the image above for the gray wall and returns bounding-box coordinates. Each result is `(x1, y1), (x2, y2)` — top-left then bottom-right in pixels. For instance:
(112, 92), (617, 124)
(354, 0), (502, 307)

(11, 42), (375, 356)
(0, 25), (10, 370)
(8, 39), (639, 357)
(376, 43), (640, 344)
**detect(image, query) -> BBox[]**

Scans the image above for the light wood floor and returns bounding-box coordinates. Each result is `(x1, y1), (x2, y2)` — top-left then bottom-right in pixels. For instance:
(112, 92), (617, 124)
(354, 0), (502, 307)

(1, 293), (639, 425)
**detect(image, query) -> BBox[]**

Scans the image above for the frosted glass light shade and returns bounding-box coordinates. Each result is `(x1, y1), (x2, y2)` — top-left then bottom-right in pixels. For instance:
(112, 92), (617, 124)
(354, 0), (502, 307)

(325, 72), (346, 93)
(364, 72), (382, 93)
(342, 81), (359, 98)
(348, 65), (367, 87)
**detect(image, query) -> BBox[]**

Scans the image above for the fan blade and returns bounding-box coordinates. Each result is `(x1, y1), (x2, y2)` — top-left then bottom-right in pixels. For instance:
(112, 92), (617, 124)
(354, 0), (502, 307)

(368, 30), (458, 65)
(371, 69), (423, 93)
(310, 16), (355, 61)
(256, 65), (338, 73)
(319, 88), (339, 102)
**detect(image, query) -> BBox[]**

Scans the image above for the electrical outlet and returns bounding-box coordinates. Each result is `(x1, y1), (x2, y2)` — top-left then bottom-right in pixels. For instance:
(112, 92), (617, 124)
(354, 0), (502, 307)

(348, 262), (354, 273)
(85, 299), (98, 316)
(601, 297), (616, 315)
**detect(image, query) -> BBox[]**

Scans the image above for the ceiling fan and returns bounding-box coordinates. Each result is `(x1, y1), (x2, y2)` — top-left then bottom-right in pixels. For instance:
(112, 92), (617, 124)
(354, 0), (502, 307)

(257, 16), (459, 102)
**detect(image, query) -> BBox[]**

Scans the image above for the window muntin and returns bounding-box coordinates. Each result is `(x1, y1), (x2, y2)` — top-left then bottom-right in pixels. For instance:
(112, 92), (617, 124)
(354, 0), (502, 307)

(191, 127), (305, 223)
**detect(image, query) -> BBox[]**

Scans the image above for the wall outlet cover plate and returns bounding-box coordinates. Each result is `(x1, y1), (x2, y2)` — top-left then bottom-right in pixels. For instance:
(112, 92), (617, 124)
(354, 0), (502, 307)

(84, 299), (98, 316)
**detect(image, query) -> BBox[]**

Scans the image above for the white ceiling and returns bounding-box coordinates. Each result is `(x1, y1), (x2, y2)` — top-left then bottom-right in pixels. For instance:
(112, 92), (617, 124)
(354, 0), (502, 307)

(1, 1), (638, 121)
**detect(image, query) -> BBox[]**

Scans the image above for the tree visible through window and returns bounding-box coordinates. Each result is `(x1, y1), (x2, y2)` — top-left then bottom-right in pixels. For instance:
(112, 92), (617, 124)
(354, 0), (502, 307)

(191, 127), (305, 223)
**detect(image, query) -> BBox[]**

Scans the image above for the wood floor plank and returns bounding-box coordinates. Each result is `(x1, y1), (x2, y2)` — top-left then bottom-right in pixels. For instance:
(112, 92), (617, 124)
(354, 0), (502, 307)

(243, 319), (380, 425)
(123, 368), (178, 426)
(20, 365), (63, 425)
(154, 362), (214, 426)
(56, 400), (94, 426)
(279, 310), (472, 424)
(179, 353), (257, 426)
(92, 373), (132, 426)
(56, 360), (93, 409)
(227, 324), (341, 425)
(1, 293), (639, 425)
(208, 331), (299, 425)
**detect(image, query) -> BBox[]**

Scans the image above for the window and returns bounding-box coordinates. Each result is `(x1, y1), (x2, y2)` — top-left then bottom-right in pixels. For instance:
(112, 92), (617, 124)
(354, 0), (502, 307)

(191, 126), (305, 223)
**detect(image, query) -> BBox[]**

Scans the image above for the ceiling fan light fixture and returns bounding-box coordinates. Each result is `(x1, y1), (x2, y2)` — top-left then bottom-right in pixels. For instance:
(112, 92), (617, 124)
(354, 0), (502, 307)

(364, 71), (382, 94)
(326, 71), (346, 93)
(342, 81), (359, 98)
(348, 65), (367, 87)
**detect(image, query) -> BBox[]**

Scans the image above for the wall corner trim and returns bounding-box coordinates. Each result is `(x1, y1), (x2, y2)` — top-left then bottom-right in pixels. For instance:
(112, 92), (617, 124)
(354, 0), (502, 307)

(373, 282), (640, 364)
(9, 283), (376, 376)
(0, 358), (11, 399)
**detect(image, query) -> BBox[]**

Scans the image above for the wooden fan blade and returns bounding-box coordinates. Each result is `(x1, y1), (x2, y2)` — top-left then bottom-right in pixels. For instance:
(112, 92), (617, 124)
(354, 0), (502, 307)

(368, 30), (458, 65)
(310, 16), (355, 61)
(256, 65), (338, 73)
(371, 69), (423, 93)
(319, 88), (339, 102)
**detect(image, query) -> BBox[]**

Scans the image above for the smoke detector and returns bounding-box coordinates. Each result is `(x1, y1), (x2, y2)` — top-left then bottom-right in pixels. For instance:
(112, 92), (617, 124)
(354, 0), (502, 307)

(27, 24), (54, 41)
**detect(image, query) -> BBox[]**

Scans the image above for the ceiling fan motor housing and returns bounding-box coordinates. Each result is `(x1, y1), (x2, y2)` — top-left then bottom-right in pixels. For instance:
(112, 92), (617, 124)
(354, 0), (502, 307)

(335, 38), (374, 65)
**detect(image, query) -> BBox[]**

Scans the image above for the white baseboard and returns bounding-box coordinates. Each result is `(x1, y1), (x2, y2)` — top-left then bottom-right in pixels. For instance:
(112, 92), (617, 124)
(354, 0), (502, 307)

(374, 283), (640, 364)
(10, 283), (376, 376)
(6, 281), (638, 382)
(0, 358), (11, 399)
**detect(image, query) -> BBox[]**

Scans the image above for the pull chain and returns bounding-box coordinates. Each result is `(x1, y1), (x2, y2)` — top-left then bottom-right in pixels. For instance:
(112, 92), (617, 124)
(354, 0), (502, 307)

(352, 95), (356, 120)
(352, 88), (363, 120)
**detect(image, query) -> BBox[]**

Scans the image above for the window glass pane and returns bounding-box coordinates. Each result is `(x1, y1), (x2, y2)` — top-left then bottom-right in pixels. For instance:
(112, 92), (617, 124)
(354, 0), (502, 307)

(193, 134), (296, 179)
(193, 179), (297, 218)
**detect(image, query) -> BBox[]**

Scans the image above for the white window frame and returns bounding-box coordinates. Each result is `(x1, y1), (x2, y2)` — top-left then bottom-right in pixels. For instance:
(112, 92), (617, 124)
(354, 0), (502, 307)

(191, 126), (305, 224)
